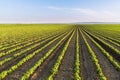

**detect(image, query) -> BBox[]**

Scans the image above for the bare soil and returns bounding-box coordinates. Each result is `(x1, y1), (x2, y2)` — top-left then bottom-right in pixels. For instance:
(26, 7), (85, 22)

(30, 35), (70, 80)
(84, 32), (120, 80)
(54, 31), (76, 80)
(0, 28), (120, 80)
(3, 33), (67, 80)
(85, 31), (120, 62)
(79, 30), (99, 80)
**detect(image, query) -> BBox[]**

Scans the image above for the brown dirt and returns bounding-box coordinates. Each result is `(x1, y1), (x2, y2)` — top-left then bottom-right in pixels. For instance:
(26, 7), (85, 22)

(85, 31), (120, 62)
(0, 33), (61, 61)
(79, 30), (99, 80)
(94, 33), (120, 51)
(0, 33), (61, 72)
(1, 28), (120, 80)
(28, 31), (72, 80)
(3, 32), (69, 80)
(54, 31), (76, 80)
(84, 32), (120, 80)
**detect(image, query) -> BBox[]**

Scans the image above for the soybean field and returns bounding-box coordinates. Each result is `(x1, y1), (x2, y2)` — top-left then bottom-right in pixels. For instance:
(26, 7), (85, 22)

(0, 24), (120, 80)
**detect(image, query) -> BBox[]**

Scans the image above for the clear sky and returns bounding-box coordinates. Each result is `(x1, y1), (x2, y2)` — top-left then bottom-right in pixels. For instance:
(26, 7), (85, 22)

(0, 0), (120, 23)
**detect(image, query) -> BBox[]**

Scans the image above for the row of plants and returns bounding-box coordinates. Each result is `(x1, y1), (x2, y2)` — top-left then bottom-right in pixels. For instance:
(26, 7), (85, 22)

(0, 30), (71, 79)
(83, 30), (120, 56)
(0, 31), (67, 58)
(0, 31), (68, 66)
(80, 30), (107, 80)
(20, 28), (74, 80)
(0, 36), (37, 51)
(102, 35), (120, 44)
(82, 24), (120, 41)
(47, 30), (75, 80)
(0, 30), (64, 52)
(0, 24), (73, 52)
(84, 28), (120, 45)
(84, 27), (120, 44)
(83, 30), (120, 71)
(74, 29), (81, 80)
(0, 35), (32, 49)
(93, 32), (120, 47)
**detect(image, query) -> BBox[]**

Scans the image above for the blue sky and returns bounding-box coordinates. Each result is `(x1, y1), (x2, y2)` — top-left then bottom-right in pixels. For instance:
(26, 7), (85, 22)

(0, 0), (120, 23)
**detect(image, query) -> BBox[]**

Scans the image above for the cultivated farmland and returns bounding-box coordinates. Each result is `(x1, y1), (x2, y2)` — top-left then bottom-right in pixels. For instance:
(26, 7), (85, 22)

(0, 24), (120, 80)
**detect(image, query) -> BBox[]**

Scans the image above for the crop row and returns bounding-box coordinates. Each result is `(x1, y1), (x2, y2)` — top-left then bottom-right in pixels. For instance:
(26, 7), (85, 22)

(80, 29), (107, 80)
(83, 28), (120, 50)
(0, 30), (68, 60)
(74, 29), (81, 80)
(0, 36), (37, 51)
(0, 30), (73, 79)
(0, 30), (68, 66)
(21, 28), (74, 80)
(47, 30), (75, 80)
(85, 28), (120, 44)
(0, 25), (70, 50)
(102, 35), (120, 44)
(83, 30), (120, 57)
(93, 32), (120, 47)
(0, 30), (66, 52)
(81, 25), (120, 41)
(83, 30), (120, 71)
